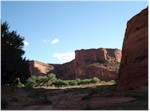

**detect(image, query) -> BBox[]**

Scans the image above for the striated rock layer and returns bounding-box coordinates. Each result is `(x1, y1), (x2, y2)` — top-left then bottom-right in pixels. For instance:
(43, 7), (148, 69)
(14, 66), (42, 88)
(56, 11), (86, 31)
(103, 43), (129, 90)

(117, 8), (148, 90)
(51, 48), (121, 81)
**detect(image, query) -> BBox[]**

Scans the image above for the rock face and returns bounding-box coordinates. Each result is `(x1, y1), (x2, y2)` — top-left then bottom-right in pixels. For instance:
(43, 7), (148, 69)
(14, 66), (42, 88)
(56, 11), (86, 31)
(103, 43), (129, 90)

(52, 48), (121, 81)
(29, 60), (54, 76)
(117, 8), (148, 90)
(29, 48), (121, 81)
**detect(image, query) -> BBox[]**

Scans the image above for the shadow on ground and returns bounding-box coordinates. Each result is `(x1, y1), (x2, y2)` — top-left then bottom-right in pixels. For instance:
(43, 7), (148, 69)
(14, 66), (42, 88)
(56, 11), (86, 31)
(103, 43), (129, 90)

(1, 85), (148, 110)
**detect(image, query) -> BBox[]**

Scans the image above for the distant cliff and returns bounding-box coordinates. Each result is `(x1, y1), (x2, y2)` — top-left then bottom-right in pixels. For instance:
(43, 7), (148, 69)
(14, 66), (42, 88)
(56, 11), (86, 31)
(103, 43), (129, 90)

(117, 7), (148, 90)
(29, 61), (53, 76)
(29, 48), (121, 81)
(52, 48), (121, 81)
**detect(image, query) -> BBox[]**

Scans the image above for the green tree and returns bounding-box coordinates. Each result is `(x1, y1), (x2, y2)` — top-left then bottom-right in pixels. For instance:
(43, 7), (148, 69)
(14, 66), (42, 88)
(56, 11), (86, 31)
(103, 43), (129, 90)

(26, 76), (37, 87)
(47, 73), (57, 86)
(1, 22), (30, 85)
(47, 73), (57, 81)
(36, 76), (48, 86)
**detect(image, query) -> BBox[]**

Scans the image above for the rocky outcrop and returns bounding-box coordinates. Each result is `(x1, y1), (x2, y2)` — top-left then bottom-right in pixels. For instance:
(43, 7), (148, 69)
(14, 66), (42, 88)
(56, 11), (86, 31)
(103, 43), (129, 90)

(29, 48), (121, 81)
(117, 8), (148, 90)
(29, 60), (54, 76)
(74, 48), (121, 67)
(52, 48), (121, 81)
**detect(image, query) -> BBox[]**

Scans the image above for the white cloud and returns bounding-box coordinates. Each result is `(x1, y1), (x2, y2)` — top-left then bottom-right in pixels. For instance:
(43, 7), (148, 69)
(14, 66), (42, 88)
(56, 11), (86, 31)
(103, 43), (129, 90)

(23, 40), (29, 46)
(53, 52), (75, 63)
(43, 39), (48, 43)
(51, 38), (59, 44)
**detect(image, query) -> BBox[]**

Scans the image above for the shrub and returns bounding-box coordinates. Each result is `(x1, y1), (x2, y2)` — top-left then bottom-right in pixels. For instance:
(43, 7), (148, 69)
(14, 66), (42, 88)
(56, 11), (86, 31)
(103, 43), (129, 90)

(16, 78), (25, 88)
(91, 77), (100, 84)
(107, 80), (116, 85)
(79, 79), (92, 85)
(62, 80), (69, 86)
(47, 73), (57, 82)
(25, 76), (37, 87)
(53, 79), (66, 87)
(47, 73), (57, 86)
(68, 80), (77, 86)
(75, 78), (81, 84)
(36, 76), (48, 86)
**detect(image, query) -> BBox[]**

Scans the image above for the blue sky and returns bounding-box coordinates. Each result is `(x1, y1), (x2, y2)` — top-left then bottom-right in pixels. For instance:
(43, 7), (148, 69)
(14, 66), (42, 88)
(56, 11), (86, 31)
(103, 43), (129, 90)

(1, 1), (148, 64)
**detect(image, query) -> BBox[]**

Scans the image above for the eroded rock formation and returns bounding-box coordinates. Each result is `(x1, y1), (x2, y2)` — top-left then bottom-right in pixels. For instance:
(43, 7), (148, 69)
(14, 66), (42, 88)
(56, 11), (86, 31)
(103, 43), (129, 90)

(117, 8), (148, 90)
(29, 48), (121, 81)
(29, 60), (53, 76)
(52, 48), (121, 81)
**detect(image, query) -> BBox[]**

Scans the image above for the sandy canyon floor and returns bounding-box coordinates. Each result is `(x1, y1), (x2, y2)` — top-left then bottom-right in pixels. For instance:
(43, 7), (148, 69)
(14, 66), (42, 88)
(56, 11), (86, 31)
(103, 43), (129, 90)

(1, 84), (148, 110)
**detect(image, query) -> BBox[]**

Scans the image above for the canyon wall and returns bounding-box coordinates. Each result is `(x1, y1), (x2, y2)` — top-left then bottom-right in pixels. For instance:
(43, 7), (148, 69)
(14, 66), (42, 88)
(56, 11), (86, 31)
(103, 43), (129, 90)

(29, 60), (54, 76)
(117, 8), (148, 90)
(51, 48), (121, 81)
(29, 48), (121, 81)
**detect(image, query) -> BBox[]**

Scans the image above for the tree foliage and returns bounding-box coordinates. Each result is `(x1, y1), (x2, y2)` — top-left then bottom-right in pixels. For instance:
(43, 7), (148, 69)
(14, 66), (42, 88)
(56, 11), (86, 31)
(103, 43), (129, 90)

(1, 22), (30, 85)
(22, 73), (103, 88)
(26, 76), (37, 87)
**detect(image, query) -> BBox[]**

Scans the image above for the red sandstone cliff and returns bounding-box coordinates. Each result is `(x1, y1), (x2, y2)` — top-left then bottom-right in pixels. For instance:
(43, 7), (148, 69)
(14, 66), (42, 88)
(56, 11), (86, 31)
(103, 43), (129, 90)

(117, 8), (148, 90)
(29, 48), (121, 81)
(52, 48), (121, 81)
(29, 60), (53, 76)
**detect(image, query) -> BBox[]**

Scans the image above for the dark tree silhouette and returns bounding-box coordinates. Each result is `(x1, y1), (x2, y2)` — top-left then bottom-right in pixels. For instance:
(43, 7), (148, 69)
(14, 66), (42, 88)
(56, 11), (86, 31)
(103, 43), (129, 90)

(1, 22), (30, 85)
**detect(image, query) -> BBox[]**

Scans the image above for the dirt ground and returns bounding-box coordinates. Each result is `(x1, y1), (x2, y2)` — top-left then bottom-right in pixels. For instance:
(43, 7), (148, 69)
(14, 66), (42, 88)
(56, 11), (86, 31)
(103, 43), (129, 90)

(1, 84), (148, 110)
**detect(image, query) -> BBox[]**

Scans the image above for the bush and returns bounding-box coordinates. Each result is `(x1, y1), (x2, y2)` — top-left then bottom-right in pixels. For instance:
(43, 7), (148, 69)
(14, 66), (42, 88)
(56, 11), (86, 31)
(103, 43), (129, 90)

(15, 78), (25, 88)
(68, 80), (77, 86)
(107, 80), (116, 84)
(79, 79), (92, 85)
(47, 73), (57, 86)
(62, 80), (69, 86)
(36, 76), (48, 86)
(24, 75), (103, 88)
(47, 73), (57, 81)
(75, 78), (81, 84)
(25, 76), (37, 87)
(53, 79), (66, 87)
(91, 77), (100, 84)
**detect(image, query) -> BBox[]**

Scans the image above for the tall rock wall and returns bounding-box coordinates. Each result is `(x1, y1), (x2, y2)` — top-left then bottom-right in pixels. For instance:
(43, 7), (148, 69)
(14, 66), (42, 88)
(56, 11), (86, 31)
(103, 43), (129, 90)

(74, 48), (121, 67)
(52, 48), (121, 81)
(117, 8), (148, 90)
(29, 48), (121, 81)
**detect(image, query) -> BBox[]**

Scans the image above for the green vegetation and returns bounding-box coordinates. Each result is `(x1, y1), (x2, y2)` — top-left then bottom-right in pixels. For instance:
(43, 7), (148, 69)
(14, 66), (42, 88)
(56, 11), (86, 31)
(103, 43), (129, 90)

(91, 77), (100, 84)
(17, 73), (116, 88)
(16, 78), (25, 88)
(1, 22), (30, 85)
